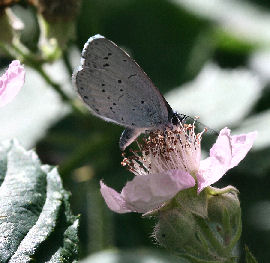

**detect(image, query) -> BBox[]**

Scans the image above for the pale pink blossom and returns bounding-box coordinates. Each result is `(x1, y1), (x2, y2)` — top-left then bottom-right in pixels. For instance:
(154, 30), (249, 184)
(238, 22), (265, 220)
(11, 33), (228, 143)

(0, 60), (25, 107)
(197, 128), (257, 192)
(100, 125), (256, 214)
(101, 169), (195, 213)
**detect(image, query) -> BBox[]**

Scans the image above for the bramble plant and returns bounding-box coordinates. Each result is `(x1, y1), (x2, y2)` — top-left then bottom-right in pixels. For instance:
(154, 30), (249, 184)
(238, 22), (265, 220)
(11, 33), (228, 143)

(101, 124), (256, 263)
(0, 1), (268, 262)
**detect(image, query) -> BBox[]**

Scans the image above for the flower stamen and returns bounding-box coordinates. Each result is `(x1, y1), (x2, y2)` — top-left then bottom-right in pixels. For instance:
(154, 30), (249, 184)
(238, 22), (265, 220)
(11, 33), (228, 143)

(122, 122), (205, 177)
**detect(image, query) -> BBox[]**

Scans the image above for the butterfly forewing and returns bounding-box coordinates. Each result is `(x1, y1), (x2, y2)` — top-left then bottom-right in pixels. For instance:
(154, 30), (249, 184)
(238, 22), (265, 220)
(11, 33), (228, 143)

(74, 35), (170, 129)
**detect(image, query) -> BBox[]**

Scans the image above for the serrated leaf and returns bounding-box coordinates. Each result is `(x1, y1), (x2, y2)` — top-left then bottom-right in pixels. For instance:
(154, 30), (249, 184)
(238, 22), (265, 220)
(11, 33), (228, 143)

(0, 140), (79, 262)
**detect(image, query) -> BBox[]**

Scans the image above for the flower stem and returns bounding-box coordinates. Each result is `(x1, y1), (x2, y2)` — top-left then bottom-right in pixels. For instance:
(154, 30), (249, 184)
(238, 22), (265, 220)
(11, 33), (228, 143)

(34, 64), (84, 116)
(62, 47), (73, 76)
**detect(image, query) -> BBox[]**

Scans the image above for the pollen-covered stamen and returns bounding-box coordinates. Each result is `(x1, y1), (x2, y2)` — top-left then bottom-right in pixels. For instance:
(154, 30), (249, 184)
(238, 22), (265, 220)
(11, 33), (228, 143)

(122, 123), (205, 176)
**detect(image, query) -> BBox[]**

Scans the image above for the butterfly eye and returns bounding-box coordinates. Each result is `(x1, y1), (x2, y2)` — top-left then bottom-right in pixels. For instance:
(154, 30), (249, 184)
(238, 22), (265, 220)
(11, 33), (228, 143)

(170, 113), (187, 125)
(171, 113), (180, 125)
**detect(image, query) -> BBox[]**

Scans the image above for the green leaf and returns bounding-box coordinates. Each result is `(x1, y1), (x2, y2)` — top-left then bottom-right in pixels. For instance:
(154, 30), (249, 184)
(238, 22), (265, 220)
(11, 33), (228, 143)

(173, 0), (270, 48)
(76, 0), (211, 92)
(245, 245), (258, 263)
(0, 140), (79, 262)
(166, 63), (262, 130)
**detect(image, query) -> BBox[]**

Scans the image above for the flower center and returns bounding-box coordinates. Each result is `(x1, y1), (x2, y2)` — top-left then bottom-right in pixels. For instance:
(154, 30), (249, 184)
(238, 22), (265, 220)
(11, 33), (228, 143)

(122, 122), (205, 176)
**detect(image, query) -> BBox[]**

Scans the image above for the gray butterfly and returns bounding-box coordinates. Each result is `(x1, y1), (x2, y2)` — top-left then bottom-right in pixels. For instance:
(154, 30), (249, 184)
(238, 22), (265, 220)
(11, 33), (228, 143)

(73, 34), (185, 150)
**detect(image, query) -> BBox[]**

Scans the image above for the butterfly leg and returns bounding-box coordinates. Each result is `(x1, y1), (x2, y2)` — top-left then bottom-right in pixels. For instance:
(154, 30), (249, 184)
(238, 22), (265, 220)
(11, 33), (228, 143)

(119, 128), (145, 151)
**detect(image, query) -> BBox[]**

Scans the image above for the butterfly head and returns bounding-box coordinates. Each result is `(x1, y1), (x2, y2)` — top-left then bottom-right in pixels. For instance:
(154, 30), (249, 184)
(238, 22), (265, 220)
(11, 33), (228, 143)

(170, 112), (187, 126)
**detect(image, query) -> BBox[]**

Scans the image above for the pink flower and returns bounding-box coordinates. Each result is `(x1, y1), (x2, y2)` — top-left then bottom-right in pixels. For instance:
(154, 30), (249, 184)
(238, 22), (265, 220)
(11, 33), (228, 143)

(197, 128), (257, 192)
(0, 60), (25, 107)
(100, 125), (256, 214)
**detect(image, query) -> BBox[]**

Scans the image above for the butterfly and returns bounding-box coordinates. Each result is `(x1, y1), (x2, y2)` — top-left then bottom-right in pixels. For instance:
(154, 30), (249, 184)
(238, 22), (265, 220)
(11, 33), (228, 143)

(73, 35), (189, 150)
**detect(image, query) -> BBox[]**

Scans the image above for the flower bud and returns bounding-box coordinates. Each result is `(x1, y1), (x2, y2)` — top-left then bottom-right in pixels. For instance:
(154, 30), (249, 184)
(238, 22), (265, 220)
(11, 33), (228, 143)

(37, 0), (81, 49)
(153, 186), (241, 262)
(154, 207), (196, 251)
(208, 186), (242, 248)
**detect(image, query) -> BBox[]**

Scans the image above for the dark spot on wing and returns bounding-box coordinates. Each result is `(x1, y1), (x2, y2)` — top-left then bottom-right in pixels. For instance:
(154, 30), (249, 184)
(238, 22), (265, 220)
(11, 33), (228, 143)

(132, 109), (135, 111)
(84, 96), (88, 99)
(80, 87), (84, 90)
(118, 80), (122, 83)
(107, 96), (110, 100)
(113, 103), (116, 105)
(132, 123), (135, 126)
(102, 83), (105, 86)
(121, 117), (124, 121)
(109, 106), (115, 113)
(120, 89), (123, 92)
(104, 57), (108, 60)
(141, 100), (144, 104)
(123, 59), (127, 62)
(108, 52), (112, 56)
(95, 108), (99, 112)
(128, 74), (137, 79)
(103, 63), (109, 67)
(102, 89), (105, 92)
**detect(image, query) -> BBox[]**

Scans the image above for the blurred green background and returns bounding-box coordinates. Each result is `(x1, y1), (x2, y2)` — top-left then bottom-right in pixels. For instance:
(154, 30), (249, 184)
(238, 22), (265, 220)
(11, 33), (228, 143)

(0, 0), (270, 262)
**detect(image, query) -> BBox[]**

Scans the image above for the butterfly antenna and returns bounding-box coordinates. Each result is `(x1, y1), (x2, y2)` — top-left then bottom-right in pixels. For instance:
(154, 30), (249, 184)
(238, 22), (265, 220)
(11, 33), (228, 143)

(174, 112), (219, 136)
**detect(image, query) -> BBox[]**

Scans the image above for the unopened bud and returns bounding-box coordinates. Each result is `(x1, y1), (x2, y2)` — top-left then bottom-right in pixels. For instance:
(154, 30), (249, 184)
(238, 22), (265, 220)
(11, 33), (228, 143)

(153, 186), (241, 262)
(37, 0), (81, 49)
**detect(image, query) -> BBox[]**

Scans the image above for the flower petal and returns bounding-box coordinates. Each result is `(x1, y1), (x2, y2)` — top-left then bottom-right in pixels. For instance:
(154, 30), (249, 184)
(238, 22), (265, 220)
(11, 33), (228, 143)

(197, 128), (257, 192)
(0, 60), (25, 107)
(209, 127), (232, 167)
(229, 131), (257, 169)
(100, 170), (195, 214)
(100, 181), (132, 213)
(121, 169), (195, 213)
(197, 156), (228, 193)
